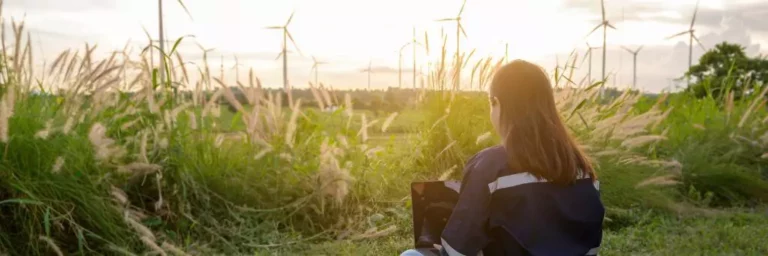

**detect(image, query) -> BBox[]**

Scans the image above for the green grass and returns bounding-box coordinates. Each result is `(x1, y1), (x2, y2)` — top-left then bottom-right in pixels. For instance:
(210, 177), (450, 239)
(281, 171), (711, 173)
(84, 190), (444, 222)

(258, 209), (768, 255)
(2, 18), (768, 255)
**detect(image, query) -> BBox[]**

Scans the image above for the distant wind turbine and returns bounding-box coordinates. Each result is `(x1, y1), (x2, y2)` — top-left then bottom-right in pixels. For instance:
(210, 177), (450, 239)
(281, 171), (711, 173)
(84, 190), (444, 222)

(311, 56), (327, 86)
(582, 42), (601, 84)
(621, 45), (644, 89)
(398, 42), (412, 88)
(666, 0), (706, 85)
(156, 0), (192, 87)
(361, 60), (373, 90)
(266, 11), (303, 106)
(586, 0), (616, 96)
(436, 0), (468, 91)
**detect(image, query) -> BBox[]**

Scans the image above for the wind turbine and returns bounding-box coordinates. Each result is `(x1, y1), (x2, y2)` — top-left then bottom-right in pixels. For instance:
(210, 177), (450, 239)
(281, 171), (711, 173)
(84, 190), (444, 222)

(583, 42), (601, 84)
(311, 56), (327, 86)
(266, 11), (302, 106)
(666, 0), (706, 85)
(361, 60), (374, 90)
(398, 42), (412, 88)
(436, 0), (468, 91)
(621, 45), (644, 89)
(586, 0), (616, 96)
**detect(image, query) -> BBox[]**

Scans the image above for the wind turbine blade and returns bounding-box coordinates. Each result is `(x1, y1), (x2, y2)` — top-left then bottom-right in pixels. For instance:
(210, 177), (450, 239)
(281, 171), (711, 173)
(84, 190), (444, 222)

(436, 18), (456, 22)
(586, 23), (603, 38)
(264, 26), (283, 29)
(693, 34), (706, 51)
(286, 30), (303, 56)
(312, 55), (318, 63)
(666, 31), (689, 39)
(458, 0), (467, 16)
(424, 31), (430, 54)
(459, 23), (468, 38)
(691, 0), (700, 29)
(275, 52), (283, 61)
(637, 45), (644, 52)
(621, 46), (632, 53)
(286, 11), (295, 26)
(601, 0), (606, 21)
(607, 22), (617, 30)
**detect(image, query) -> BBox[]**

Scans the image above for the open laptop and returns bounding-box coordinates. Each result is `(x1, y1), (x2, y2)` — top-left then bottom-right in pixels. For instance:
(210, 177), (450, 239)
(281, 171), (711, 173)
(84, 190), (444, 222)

(410, 181), (461, 249)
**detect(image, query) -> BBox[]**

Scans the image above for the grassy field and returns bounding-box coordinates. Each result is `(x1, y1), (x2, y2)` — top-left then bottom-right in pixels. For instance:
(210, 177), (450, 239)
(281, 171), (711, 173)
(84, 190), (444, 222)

(2, 12), (768, 256)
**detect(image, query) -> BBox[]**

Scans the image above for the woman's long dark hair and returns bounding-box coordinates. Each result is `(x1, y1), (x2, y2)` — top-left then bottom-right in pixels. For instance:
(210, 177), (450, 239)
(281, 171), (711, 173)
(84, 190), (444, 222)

(490, 60), (595, 184)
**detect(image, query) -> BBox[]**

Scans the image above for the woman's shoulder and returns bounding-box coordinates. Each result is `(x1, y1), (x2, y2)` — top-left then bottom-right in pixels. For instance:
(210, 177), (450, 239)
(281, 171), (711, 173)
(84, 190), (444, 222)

(463, 145), (508, 177)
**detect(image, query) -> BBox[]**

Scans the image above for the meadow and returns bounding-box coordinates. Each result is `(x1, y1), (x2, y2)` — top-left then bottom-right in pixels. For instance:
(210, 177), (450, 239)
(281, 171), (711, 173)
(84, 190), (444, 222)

(2, 13), (768, 256)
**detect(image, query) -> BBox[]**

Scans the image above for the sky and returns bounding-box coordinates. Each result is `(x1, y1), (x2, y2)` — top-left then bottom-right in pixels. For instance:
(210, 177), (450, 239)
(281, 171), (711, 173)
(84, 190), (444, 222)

(3, 0), (768, 92)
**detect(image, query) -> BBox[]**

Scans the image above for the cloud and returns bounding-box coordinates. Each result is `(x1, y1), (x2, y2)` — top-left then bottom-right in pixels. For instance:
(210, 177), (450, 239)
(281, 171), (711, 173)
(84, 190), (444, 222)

(4, 0), (118, 12)
(565, 0), (768, 32)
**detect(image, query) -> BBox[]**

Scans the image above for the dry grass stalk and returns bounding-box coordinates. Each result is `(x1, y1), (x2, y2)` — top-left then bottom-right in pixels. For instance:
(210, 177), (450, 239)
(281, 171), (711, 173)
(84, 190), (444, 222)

(438, 165), (457, 181)
(621, 135), (667, 149)
(161, 242), (190, 256)
(475, 131), (492, 145)
(38, 236), (63, 256)
(318, 138), (353, 205)
(285, 99), (302, 148)
(380, 112), (398, 133)
(51, 156), (65, 173)
(635, 175), (680, 188)
(140, 236), (166, 256)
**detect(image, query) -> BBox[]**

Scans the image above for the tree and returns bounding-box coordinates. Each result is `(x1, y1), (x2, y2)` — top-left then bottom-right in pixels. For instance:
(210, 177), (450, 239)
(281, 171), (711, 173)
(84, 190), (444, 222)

(686, 42), (768, 99)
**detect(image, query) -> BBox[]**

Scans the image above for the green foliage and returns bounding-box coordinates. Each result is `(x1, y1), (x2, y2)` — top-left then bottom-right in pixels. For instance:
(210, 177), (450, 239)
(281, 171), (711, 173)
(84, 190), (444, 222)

(686, 42), (768, 99)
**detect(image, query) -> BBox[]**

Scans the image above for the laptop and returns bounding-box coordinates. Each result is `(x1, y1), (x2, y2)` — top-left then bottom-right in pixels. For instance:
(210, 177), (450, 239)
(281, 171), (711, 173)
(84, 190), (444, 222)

(410, 180), (461, 249)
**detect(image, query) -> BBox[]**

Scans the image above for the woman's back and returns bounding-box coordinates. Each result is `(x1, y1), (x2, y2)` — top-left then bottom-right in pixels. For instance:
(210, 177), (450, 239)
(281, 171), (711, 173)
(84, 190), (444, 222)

(440, 145), (603, 256)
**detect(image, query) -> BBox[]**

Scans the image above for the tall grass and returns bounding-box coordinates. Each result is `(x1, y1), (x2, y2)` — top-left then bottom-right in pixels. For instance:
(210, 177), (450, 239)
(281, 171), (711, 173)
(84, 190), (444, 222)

(1, 4), (767, 255)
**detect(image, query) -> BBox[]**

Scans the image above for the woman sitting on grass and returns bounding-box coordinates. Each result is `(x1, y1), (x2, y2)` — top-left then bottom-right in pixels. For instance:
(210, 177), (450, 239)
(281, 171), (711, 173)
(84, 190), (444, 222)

(402, 60), (605, 256)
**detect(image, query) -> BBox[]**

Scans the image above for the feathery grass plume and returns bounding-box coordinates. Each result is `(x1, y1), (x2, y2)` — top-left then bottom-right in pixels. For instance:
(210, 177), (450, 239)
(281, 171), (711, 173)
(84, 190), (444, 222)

(318, 139), (353, 205)
(35, 119), (54, 139)
(693, 123), (706, 130)
(111, 186), (129, 206)
(214, 134), (225, 148)
(475, 131), (492, 145)
(350, 225), (397, 240)
(89, 122), (125, 163)
(436, 140), (457, 159)
(380, 112), (399, 133)
(51, 156), (65, 173)
(438, 165), (457, 181)
(364, 146), (384, 158)
(593, 150), (621, 157)
(126, 217), (156, 241)
(635, 175), (680, 188)
(161, 242), (190, 256)
(0, 96), (13, 143)
(254, 147), (273, 160)
(336, 134), (350, 149)
(121, 118), (141, 131)
(344, 93), (353, 117)
(279, 153), (293, 162)
(621, 135), (667, 149)
(106, 244), (138, 256)
(117, 162), (162, 176)
(650, 106), (674, 131)
(140, 236), (166, 256)
(739, 85), (768, 128)
(186, 110), (197, 130)
(308, 82), (326, 110)
(285, 99), (302, 148)
(38, 236), (63, 256)
(358, 114), (369, 142)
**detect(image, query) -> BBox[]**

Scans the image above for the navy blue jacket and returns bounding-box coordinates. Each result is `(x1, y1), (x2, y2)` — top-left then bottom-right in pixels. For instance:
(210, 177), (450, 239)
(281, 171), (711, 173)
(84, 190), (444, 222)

(440, 146), (604, 256)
